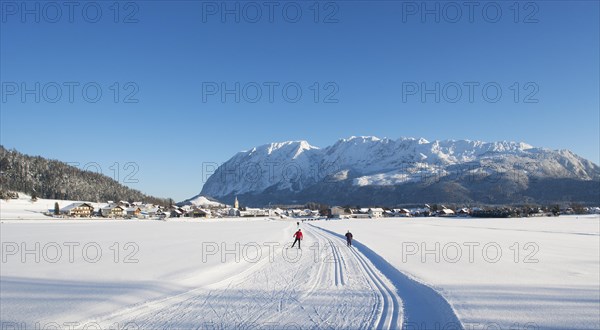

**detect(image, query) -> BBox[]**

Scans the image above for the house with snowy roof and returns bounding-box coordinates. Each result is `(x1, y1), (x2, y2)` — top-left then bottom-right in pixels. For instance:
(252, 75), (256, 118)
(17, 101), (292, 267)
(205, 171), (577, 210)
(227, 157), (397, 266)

(170, 208), (183, 218)
(240, 208), (269, 217)
(101, 204), (125, 218)
(227, 208), (240, 217)
(126, 206), (142, 217)
(457, 208), (470, 217)
(329, 206), (351, 219)
(438, 208), (456, 217)
(60, 203), (94, 217)
(141, 206), (161, 218)
(368, 208), (384, 218)
(349, 208), (370, 219)
(390, 209), (411, 217)
(189, 207), (211, 218)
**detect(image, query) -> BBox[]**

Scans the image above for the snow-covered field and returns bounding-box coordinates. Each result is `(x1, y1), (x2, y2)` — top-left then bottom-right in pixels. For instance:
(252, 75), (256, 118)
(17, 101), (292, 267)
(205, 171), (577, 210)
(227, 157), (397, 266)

(1, 198), (599, 329)
(315, 216), (600, 329)
(0, 196), (108, 220)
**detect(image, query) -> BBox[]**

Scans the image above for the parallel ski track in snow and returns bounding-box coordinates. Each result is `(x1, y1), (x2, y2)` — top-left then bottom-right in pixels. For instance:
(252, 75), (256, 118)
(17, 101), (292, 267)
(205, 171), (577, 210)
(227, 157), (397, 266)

(307, 224), (401, 329)
(313, 224), (465, 330)
(78, 222), (460, 330)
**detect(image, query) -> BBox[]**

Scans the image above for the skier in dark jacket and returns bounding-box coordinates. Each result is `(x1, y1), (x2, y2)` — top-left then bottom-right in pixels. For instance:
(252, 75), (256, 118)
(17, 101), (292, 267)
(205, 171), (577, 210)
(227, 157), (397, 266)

(291, 229), (303, 249)
(345, 230), (353, 247)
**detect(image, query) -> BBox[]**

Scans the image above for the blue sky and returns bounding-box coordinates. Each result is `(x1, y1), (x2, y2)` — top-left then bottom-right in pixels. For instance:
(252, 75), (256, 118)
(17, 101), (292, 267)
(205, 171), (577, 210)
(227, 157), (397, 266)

(1, 1), (599, 201)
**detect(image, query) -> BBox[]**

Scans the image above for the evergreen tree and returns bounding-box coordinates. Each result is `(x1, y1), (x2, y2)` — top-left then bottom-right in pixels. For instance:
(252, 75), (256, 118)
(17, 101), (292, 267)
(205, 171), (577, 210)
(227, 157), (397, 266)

(54, 202), (60, 215)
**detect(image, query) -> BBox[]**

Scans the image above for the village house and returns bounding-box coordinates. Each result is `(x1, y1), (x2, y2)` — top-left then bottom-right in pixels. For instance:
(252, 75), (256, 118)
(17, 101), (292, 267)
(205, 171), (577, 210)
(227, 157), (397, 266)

(351, 208), (371, 219)
(368, 208), (384, 218)
(306, 209), (320, 217)
(170, 208), (183, 218)
(240, 208), (269, 217)
(60, 202), (94, 217)
(179, 205), (193, 217)
(156, 210), (168, 219)
(438, 208), (456, 217)
(410, 207), (431, 217)
(101, 205), (125, 218)
(329, 206), (351, 219)
(142, 206), (161, 218)
(271, 208), (285, 216)
(384, 210), (396, 217)
(401, 209), (412, 217)
(457, 208), (470, 217)
(190, 207), (211, 218)
(126, 206), (142, 217)
(391, 208), (411, 217)
(227, 208), (241, 217)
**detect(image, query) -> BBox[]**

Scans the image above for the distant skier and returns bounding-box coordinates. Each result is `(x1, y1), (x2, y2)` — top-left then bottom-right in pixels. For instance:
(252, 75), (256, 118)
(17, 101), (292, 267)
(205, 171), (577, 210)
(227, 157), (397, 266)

(291, 229), (303, 249)
(345, 230), (353, 247)
(297, 221), (300, 227)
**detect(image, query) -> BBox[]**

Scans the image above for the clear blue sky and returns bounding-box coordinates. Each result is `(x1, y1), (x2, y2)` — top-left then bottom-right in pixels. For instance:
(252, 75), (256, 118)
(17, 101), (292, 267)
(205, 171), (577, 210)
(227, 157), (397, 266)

(1, 1), (598, 201)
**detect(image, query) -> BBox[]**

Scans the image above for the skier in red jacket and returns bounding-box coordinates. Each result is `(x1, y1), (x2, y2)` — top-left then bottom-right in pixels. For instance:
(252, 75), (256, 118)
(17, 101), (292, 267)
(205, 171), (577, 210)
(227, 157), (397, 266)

(291, 229), (303, 249)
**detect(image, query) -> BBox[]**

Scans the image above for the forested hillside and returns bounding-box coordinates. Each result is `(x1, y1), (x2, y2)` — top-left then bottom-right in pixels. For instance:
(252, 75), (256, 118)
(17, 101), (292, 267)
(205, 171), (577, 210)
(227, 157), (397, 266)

(0, 146), (170, 205)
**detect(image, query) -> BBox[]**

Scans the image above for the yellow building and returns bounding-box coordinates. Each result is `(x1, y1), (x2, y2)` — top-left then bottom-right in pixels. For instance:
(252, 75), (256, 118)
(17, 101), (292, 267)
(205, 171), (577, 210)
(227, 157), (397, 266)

(60, 203), (94, 217)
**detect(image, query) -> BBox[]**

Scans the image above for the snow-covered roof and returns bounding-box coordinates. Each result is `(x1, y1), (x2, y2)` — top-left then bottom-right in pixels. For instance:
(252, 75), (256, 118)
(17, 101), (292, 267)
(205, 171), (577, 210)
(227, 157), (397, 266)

(102, 205), (124, 211)
(61, 203), (93, 212)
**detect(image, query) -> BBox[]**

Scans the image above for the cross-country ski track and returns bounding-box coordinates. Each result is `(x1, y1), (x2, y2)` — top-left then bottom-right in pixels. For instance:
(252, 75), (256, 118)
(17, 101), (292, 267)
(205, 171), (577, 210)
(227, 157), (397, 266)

(78, 223), (463, 330)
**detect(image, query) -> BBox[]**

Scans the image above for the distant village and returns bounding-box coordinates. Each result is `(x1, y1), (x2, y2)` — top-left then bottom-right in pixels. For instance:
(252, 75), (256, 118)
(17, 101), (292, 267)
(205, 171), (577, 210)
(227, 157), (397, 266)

(46, 196), (600, 220)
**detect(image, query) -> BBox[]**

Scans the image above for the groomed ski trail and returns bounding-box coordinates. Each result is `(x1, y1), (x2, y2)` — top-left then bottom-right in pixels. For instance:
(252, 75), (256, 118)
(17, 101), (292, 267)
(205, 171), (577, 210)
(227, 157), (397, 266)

(313, 224), (464, 330)
(80, 223), (462, 329)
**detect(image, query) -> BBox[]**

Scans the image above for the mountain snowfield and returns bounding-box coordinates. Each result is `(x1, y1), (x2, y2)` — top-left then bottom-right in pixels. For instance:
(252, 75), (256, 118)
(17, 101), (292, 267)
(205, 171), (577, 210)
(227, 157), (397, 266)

(200, 136), (600, 206)
(1, 197), (599, 329)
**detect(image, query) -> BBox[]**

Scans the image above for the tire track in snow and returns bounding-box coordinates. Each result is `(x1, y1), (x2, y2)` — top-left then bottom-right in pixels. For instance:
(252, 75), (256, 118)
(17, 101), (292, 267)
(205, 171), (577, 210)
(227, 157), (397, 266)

(312, 224), (465, 330)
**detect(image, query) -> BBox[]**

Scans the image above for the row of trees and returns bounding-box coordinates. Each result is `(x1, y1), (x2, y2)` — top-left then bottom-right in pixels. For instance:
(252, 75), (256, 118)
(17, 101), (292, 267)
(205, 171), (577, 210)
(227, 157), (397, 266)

(0, 146), (171, 206)
(309, 202), (592, 217)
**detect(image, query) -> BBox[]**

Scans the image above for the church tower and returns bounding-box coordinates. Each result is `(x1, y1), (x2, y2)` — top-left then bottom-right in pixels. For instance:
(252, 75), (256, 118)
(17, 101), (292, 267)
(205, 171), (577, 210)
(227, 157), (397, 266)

(234, 196), (239, 209)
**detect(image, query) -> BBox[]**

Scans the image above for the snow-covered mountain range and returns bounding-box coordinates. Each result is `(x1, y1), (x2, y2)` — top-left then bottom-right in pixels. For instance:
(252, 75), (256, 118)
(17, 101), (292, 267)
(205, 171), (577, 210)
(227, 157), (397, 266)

(200, 136), (600, 206)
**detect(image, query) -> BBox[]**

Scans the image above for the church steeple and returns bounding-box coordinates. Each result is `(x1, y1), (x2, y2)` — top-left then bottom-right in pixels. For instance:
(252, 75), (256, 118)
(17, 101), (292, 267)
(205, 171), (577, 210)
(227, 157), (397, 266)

(234, 196), (239, 209)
